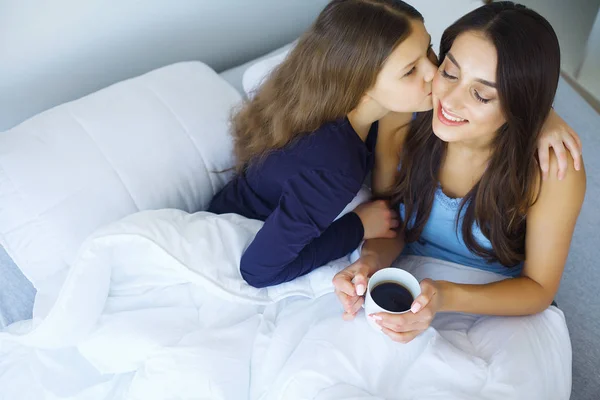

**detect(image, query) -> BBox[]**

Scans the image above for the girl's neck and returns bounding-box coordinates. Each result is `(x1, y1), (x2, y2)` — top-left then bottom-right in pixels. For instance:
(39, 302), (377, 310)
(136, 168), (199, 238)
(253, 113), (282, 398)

(380, 112), (414, 133)
(347, 99), (390, 141)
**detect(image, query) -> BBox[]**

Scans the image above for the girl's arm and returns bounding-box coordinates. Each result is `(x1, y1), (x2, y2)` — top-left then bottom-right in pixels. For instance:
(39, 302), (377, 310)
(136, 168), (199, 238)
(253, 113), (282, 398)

(537, 109), (583, 180)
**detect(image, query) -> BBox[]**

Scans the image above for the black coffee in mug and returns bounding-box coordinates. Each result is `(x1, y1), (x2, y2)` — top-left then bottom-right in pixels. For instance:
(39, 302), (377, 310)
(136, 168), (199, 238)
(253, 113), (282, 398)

(370, 281), (414, 312)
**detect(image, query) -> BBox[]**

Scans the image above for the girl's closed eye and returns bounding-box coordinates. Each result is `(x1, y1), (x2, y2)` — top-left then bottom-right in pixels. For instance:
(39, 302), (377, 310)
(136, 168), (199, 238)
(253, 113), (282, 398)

(403, 66), (416, 77)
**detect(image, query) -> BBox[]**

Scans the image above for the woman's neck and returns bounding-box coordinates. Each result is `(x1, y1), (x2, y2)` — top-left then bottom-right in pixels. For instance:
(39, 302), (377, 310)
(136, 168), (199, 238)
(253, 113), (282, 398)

(445, 130), (496, 173)
(451, 129), (495, 153)
(440, 140), (494, 198)
(447, 140), (492, 163)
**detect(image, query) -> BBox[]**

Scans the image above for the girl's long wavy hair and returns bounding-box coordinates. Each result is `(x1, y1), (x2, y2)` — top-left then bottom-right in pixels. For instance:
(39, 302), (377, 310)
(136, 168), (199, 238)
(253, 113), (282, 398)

(391, 2), (561, 266)
(232, 0), (423, 171)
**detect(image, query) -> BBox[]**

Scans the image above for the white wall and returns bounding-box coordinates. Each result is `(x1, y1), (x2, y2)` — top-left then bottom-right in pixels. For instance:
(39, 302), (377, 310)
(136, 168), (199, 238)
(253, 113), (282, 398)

(410, 0), (600, 105)
(517, 0), (600, 77)
(402, 0), (489, 56)
(2, 0), (597, 132)
(0, 0), (329, 131)
(578, 11), (600, 101)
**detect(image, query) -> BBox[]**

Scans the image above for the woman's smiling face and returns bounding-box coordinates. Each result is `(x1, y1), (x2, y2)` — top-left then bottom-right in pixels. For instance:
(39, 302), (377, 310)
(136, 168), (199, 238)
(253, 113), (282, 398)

(431, 31), (506, 146)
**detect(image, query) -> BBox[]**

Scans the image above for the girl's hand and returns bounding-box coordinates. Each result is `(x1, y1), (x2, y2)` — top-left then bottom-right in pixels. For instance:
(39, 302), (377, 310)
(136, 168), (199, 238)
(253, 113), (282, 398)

(538, 109), (582, 180)
(354, 200), (399, 240)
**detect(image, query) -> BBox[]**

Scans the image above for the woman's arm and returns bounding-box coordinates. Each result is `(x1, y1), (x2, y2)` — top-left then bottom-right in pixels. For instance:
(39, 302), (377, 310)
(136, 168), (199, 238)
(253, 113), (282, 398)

(369, 153), (585, 343)
(371, 112), (412, 197)
(438, 152), (586, 315)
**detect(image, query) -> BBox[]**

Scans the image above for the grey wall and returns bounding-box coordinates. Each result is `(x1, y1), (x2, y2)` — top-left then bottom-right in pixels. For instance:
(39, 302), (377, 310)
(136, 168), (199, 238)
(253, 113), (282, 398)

(0, 0), (329, 131)
(517, 0), (600, 92)
(578, 11), (600, 102)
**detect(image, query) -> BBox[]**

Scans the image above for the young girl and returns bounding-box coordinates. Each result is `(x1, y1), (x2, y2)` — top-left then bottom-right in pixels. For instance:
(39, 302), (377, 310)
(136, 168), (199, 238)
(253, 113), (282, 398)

(209, 0), (581, 289)
(334, 1), (586, 346)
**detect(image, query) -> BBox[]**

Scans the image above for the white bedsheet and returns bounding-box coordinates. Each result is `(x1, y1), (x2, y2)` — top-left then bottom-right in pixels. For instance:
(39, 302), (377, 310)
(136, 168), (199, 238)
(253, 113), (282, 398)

(0, 210), (571, 399)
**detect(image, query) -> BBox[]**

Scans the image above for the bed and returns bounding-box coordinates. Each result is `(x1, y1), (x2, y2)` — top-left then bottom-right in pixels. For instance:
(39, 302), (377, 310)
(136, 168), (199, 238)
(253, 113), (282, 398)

(1, 1), (599, 399)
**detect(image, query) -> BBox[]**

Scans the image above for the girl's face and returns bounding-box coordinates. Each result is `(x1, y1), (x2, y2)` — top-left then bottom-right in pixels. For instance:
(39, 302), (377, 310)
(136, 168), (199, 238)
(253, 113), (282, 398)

(367, 20), (437, 113)
(431, 31), (506, 147)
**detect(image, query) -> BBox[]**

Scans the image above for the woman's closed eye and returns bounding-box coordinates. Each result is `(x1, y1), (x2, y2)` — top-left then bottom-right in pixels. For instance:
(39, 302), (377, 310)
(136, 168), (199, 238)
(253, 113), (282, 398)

(441, 69), (492, 104)
(441, 69), (457, 80)
(474, 90), (491, 104)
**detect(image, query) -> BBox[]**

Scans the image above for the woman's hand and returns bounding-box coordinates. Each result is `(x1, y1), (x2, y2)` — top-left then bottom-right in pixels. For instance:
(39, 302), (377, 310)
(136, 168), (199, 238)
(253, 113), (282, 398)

(332, 253), (381, 320)
(538, 109), (582, 180)
(369, 279), (443, 343)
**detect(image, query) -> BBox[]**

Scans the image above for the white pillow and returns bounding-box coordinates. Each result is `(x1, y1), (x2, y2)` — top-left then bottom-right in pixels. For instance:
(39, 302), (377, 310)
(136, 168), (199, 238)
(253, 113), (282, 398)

(0, 61), (241, 293)
(242, 44), (292, 97)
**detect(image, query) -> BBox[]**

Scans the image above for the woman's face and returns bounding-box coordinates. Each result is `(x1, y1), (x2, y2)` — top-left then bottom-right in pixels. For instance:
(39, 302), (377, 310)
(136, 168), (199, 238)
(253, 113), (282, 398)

(367, 20), (437, 113)
(431, 31), (506, 146)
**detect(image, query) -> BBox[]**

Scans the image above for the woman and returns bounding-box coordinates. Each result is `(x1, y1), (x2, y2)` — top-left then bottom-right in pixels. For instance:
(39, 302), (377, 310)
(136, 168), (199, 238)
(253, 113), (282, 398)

(334, 1), (586, 346)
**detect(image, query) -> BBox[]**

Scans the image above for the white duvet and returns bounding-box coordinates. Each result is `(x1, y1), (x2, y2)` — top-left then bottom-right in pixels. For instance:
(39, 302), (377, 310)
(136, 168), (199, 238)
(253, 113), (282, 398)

(0, 210), (571, 400)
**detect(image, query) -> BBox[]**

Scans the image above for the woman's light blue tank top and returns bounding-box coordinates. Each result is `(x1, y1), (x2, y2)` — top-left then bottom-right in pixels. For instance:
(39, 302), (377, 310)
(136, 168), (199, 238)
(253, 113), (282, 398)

(400, 185), (523, 277)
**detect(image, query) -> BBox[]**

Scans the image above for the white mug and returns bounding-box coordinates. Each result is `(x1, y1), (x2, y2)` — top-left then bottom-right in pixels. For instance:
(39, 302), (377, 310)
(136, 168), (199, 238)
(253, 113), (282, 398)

(364, 268), (422, 332)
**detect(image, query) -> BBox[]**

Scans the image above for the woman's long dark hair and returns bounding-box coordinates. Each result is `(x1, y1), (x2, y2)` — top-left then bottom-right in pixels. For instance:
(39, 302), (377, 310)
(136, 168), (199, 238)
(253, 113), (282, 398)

(392, 2), (561, 266)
